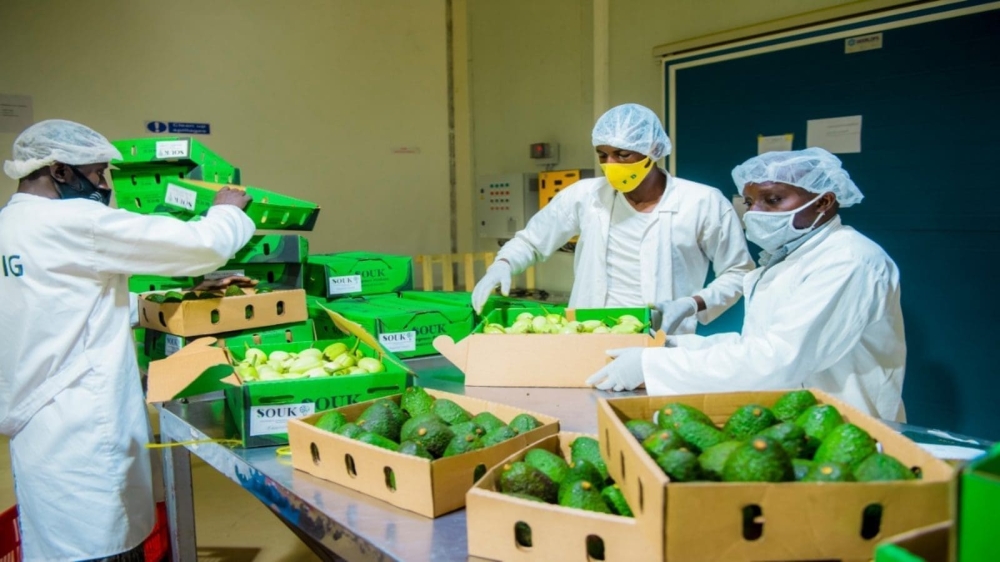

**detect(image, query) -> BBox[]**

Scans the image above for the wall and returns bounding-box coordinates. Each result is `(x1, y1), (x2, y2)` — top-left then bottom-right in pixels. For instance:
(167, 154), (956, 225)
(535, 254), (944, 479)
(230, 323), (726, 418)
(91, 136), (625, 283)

(0, 0), (451, 256)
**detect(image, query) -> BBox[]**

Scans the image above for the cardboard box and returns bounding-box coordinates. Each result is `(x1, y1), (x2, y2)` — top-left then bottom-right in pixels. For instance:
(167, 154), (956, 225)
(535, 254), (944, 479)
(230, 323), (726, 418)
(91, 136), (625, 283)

(138, 289), (308, 337)
(305, 252), (414, 298)
(957, 443), (1000, 562)
(228, 235), (309, 264)
(596, 390), (955, 562)
(143, 319), (316, 360)
(146, 312), (411, 448)
(286, 389), (560, 517)
(434, 307), (664, 388)
(466, 431), (662, 562)
(876, 522), (952, 562)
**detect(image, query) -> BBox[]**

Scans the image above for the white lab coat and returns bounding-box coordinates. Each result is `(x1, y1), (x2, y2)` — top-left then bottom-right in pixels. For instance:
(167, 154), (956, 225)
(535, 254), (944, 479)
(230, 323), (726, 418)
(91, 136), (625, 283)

(0, 194), (255, 561)
(643, 216), (907, 421)
(496, 174), (754, 333)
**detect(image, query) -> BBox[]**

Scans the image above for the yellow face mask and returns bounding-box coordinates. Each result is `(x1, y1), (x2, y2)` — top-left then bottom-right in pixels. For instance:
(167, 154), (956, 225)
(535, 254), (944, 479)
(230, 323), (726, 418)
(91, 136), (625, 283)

(600, 157), (654, 193)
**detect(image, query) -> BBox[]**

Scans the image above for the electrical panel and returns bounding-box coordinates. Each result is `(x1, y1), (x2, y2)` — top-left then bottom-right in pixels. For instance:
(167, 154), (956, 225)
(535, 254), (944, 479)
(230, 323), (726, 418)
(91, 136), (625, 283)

(539, 169), (595, 209)
(476, 173), (539, 239)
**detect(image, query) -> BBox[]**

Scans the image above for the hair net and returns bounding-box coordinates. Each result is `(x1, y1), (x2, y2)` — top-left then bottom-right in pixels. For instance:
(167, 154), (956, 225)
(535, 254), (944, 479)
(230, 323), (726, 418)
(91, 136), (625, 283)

(592, 103), (672, 160)
(4, 119), (122, 180)
(731, 147), (864, 207)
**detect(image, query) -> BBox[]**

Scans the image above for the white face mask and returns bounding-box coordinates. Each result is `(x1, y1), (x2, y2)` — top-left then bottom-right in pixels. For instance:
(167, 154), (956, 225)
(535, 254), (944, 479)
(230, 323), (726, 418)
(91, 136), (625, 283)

(743, 195), (826, 253)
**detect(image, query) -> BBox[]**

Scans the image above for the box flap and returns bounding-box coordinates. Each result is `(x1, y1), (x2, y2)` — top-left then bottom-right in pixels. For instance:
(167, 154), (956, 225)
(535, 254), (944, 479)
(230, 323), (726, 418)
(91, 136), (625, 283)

(146, 337), (234, 403)
(321, 306), (413, 375)
(432, 335), (467, 370)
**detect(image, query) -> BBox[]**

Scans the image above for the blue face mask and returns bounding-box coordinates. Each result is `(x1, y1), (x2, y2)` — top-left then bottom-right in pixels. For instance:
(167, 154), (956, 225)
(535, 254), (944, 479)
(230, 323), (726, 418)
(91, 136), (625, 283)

(54, 165), (111, 206)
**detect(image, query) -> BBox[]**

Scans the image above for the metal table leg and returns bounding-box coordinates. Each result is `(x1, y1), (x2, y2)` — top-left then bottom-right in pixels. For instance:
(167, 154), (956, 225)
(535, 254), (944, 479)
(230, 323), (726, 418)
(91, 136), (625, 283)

(160, 417), (198, 562)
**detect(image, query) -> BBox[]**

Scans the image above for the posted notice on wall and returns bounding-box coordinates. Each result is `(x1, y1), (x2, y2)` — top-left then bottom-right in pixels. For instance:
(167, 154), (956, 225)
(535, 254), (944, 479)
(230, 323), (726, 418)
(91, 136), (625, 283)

(0, 94), (33, 134)
(806, 115), (862, 154)
(757, 134), (793, 155)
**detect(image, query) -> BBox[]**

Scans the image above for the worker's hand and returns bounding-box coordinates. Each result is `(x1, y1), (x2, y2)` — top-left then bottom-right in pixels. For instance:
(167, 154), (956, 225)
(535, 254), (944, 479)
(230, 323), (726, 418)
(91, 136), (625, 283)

(212, 186), (252, 210)
(193, 275), (258, 292)
(585, 348), (645, 392)
(471, 260), (512, 314)
(650, 297), (698, 334)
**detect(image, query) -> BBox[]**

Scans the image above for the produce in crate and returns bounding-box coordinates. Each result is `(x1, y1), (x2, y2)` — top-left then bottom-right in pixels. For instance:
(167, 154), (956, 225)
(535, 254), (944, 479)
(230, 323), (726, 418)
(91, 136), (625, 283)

(233, 340), (386, 383)
(143, 284), (275, 303)
(481, 310), (647, 335)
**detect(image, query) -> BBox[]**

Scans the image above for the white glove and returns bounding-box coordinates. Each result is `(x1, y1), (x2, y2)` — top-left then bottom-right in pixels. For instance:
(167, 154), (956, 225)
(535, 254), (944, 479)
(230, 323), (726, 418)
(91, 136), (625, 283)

(471, 260), (512, 314)
(585, 348), (646, 392)
(650, 297), (698, 334)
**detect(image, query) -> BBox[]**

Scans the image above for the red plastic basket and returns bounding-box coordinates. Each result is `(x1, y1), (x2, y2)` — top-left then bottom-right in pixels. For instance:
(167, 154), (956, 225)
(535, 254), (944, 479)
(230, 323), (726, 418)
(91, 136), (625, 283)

(0, 506), (20, 562)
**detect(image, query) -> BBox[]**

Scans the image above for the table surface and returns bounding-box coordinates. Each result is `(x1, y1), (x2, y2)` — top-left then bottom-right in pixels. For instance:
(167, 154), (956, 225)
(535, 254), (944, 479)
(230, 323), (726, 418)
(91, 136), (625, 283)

(158, 355), (992, 562)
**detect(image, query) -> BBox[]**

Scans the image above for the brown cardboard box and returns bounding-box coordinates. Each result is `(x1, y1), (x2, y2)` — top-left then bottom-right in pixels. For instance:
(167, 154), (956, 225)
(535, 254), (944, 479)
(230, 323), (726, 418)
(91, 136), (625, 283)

(287, 389), (560, 517)
(466, 431), (663, 562)
(596, 390), (955, 562)
(138, 289), (307, 336)
(876, 522), (952, 562)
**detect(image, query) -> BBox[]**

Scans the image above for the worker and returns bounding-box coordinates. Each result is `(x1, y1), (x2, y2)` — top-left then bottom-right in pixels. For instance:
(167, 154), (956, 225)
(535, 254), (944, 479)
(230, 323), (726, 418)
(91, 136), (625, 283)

(586, 147), (906, 421)
(471, 104), (754, 335)
(0, 120), (257, 561)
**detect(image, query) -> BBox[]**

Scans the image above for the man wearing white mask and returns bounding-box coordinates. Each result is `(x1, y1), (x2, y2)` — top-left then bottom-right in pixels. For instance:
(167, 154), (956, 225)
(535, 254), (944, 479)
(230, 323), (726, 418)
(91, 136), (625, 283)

(587, 148), (906, 421)
(471, 104), (754, 335)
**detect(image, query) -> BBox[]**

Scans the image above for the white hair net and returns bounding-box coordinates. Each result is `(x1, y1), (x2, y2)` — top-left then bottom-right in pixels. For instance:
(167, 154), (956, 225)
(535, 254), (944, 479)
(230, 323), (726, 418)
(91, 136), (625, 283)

(4, 119), (122, 180)
(592, 103), (672, 160)
(731, 147), (864, 207)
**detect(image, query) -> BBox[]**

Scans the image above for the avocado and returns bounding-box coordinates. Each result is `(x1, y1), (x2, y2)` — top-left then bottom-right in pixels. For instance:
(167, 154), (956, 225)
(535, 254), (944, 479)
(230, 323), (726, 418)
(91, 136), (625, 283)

(792, 459), (813, 481)
(509, 413), (542, 434)
(756, 422), (808, 460)
(853, 453), (916, 482)
(524, 449), (570, 485)
(656, 402), (713, 428)
(498, 462), (558, 503)
(563, 459), (603, 487)
(481, 426), (519, 447)
(449, 421), (485, 438)
(432, 399), (472, 425)
(558, 480), (611, 514)
(724, 404), (778, 440)
(334, 423), (364, 439)
(772, 390), (819, 422)
(642, 430), (686, 458)
(813, 423), (877, 469)
(355, 401), (403, 442)
(224, 284), (245, 297)
(503, 492), (545, 503)
(357, 432), (399, 451)
(378, 398), (409, 426)
(406, 420), (454, 458)
(794, 404), (845, 456)
(697, 440), (742, 481)
(674, 421), (727, 454)
(722, 436), (794, 483)
(625, 419), (659, 443)
(400, 386), (436, 417)
(655, 448), (701, 482)
(471, 411), (507, 433)
(803, 461), (854, 482)
(314, 411), (347, 433)
(163, 291), (185, 303)
(255, 285), (274, 294)
(443, 433), (484, 457)
(145, 293), (167, 303)
(400, 412), (444, 441)
(600, 484), (633, 517)
(181, 291), (201, 301)
(397, 440), (433, 460)
(570, 437), (609, 482)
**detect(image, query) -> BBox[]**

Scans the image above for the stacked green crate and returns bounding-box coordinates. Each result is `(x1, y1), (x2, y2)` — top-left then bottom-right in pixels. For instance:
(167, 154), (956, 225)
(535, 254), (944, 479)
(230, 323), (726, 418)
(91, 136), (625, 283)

(305, 252), (413, 298)
(144, 320), (317, 361)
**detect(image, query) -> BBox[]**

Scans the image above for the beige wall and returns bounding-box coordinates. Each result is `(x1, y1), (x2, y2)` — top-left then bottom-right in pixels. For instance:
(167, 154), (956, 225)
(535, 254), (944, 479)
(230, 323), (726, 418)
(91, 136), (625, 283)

(0, 0), (451, 256)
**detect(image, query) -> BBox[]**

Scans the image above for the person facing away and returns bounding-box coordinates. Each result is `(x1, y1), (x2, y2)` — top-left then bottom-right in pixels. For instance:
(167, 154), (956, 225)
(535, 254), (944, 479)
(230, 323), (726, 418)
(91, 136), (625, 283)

(587, 147), (907, 421)
(0, 119), (257, 561)
(471, 103), (754, 335)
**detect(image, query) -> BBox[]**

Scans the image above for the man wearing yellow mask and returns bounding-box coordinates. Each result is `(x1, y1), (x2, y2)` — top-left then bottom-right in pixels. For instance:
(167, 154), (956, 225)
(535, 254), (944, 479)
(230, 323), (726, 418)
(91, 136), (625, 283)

(471, 103), (754, 335)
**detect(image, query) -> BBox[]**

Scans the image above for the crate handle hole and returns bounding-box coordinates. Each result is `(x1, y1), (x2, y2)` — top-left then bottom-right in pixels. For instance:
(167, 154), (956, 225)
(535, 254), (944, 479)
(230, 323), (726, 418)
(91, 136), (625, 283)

(345, 454), (357, 477)
(741, 504), (764, 541)
(276, 301), (286, 315)
(473, 464), (487, 484)
(284, 329), (293, 342)
(210, 309), (220, 324)
(910, 466), (923, 479)
(260, 212), (268, 224)
(586, 535), (605, 561)
(605, 429), (611, 456)
(154, 173), (161, 184)
(134, 197), (142, 208)
(310, 443), (321, 465)
(281, 211), (291, 224)
(245, 305), (254, 320)
(861, 503), (883, 540)
(384, 467), (396, 491)
(130, 174), (138, 186)
(261, 196), (269, 204)
(158, 311), (167, 327)
(131, 145), (137, 156)
(267, 271), (275, 283)
(263, 243), (271, 255)
(514, 521), (532, 550)
(620, 452), (626, 481)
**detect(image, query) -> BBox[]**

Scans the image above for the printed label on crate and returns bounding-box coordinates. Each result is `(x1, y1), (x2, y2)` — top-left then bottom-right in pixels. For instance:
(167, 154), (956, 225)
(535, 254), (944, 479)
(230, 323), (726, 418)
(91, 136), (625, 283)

(249, 403), (316, 436)
(379, 331), (417, 352)
(164, 184), (197, 211)
(328, 275), (362, 295)
(164, 335), (184, 357)
(204, 269), (245, 280)
(155, 140), (189, 159)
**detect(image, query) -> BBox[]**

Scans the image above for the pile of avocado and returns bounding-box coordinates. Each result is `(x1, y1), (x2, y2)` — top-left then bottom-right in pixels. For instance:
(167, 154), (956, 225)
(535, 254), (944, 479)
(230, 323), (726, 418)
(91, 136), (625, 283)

(144, 284), (273, 303)
(626, 390), (918, 483)
(311, 387), (543, 460)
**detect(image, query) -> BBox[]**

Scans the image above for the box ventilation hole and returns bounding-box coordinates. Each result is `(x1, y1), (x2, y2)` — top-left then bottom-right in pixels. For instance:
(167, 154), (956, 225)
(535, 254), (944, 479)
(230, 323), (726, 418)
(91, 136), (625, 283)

(384, 467), (396, 491)
(861, 503), (883, 540)
(741, 505), (764, 541)
(245, 305), (254, 320)
(586, 535), (605, 561)
(514, 522), (532, 550)
(158, 311), (167, 327)
(473, 464), (487, 484)
(344, 454), (357, 477)
(638, 478), (644, 513)
(620, 452), (626, 481)
(276, 301), (285, 315)
(310, 443), (320, 465)
(210, 310), (220, 324)
(605, 429), (611, 456)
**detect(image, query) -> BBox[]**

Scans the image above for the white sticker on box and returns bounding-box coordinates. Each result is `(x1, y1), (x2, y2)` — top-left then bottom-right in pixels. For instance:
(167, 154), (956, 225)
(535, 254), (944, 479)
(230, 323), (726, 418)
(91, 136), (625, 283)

(204, 269), (245, 280)
(379, 331), (417, 353)
(164, 183), (197, 211)
(328, 275), (362, 295)
(164, 335), (184, 357)
(155, 140), (189, 159)
(249, 403), (316, 436)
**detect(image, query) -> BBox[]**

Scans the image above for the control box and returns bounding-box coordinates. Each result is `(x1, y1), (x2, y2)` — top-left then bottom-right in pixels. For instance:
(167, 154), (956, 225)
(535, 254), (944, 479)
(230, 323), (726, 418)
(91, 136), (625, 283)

(539, 169), (595, 209)
(476, 173), (539, 239)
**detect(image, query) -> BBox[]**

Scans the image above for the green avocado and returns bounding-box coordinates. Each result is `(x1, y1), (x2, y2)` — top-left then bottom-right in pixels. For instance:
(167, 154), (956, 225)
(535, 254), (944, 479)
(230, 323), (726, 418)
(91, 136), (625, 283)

(400, 386), (436, 417)
(853, 453), (916, 482)
(471, 411), (507, 433)
(334, 423), (364, 439)
(772, 390), (819, 422)
(674, 421), (727, 454)
(803, 461), (854, 482)
(397, 440), (433, 460)
(655, 448), (701, 482)
(404, 420), (454, 458)
(481, 425), (519, 447)
(794, 404), (845, 457)
(656, 402), (713, 428)
(400, 412), (444, 441)
(524, 449), (570, 485)
(355, 401), (403, 442)
(600, 484), (634, 517)
(813, 423), (878, 469)
(432, 399), (472, 425)
(356, 432), (399, 451)
(642, 430), (686, 458)
(443, 432), (484, 457)
(722, 436), (794, 483)
(792, 459), (813, 481)
(570, 437), (609, 482)
(756, 422), (808, 460)
(314, 411), (347, 433)
(724, 404), (778, 440)
(625, 419), (659, 443)
(498, 462), (558, 503)
(698, 440), (743, 481)
(508, 413), (542, 434)
(563, 459), (603, 487)
(557, 480), (611, 514)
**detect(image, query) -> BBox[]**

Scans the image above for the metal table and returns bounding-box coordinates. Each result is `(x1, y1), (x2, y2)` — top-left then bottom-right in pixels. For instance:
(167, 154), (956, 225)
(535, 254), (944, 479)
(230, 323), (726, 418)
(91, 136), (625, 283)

(157, 356), (991, 562)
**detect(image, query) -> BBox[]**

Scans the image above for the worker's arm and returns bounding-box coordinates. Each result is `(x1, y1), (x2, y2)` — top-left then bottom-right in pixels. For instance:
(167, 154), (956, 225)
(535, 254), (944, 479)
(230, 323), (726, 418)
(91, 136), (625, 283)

(495, 186), (582, 273)
(693, 197), (756, 324)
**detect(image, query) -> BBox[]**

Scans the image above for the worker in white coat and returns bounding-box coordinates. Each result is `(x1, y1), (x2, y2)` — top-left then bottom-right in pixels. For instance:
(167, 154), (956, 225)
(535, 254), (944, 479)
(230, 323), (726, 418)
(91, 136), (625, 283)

(0, 120), (257, 561)
(471, 104), (754, 334)
(587, 148), (906, 421)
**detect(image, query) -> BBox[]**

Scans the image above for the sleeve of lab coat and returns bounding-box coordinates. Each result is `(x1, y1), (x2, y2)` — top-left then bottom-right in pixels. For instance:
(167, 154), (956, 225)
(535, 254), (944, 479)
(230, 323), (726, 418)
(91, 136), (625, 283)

(90, 205), (257, 276)
(693, 200), (756, 324)
(643, 256), (886, 395)
(495, 187), (582, 274)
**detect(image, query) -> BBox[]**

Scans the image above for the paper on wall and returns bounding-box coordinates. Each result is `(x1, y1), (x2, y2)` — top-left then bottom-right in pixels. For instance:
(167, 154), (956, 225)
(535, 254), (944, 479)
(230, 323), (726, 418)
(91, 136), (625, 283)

(0, 94), (33, 134)
(757, 134), (793, 155)
(806, 116), (862, 154)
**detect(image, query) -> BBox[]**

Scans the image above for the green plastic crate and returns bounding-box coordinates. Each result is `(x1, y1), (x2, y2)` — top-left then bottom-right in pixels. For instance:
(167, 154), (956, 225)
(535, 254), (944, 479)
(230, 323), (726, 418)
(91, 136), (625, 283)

(397, 291), (560, 318)
(111, 164), (240, 193)
(229, 235), (309, 264)
(112, 137), (235, 169)
(959, 443), (1000, 562)
(144, 319), (316, 360)
(475, 306), (649, 333)
(305, 252), (413, 298)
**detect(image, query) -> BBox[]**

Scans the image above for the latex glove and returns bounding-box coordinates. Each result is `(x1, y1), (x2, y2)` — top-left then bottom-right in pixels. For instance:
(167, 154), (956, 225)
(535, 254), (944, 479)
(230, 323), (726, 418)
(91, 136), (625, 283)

(471, 260), (512, 314)
(585, 348), (645, 392)
(650, 297), (698, 334)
